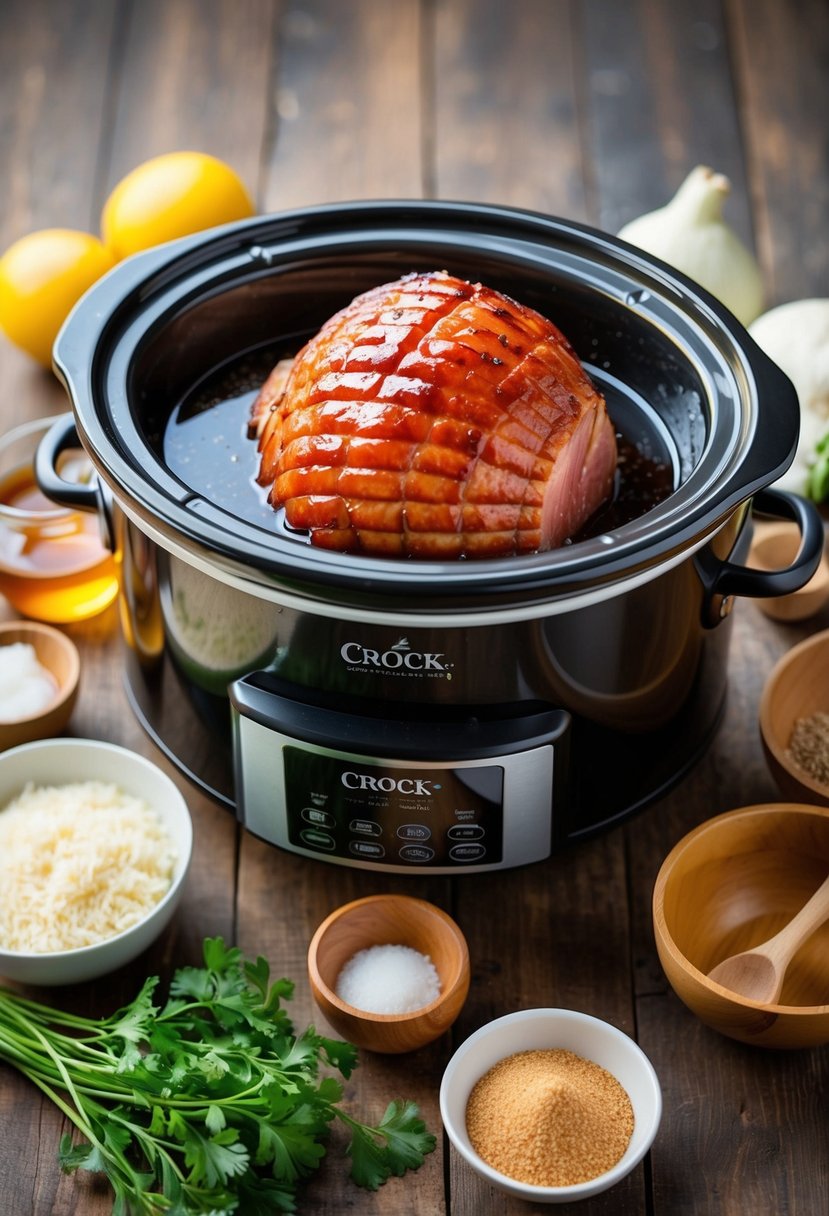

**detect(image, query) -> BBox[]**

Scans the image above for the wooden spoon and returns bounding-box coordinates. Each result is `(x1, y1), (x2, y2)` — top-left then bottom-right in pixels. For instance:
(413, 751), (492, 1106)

(707, 873), (829, 1003)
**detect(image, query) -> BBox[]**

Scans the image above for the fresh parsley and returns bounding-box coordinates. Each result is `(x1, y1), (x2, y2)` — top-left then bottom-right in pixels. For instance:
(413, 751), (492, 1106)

(0, 937), (436, 1213)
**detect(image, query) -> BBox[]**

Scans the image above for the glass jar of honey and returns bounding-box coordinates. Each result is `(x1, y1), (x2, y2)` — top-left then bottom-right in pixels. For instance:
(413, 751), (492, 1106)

(0, 416), (118, 622)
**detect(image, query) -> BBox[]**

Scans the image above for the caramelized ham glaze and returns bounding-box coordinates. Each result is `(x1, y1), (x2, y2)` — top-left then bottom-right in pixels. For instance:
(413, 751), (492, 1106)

(249, 271), (617, 558)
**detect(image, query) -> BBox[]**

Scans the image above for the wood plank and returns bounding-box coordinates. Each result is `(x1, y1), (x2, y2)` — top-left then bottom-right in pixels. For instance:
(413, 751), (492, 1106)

(581, 0), (755, 240)
(431, 0), (588, 218)
(638, 991), (829, 1214)
(0, 0), (119, 427)
(628, 601), (829, 1216)
(262, 0), (423, 210)
(729, 0), (829, 303)
(102, 0), (274, 196)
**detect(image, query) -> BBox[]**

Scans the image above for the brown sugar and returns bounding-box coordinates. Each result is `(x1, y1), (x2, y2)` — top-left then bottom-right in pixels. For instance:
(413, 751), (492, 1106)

(465, 1048), (634, 1187)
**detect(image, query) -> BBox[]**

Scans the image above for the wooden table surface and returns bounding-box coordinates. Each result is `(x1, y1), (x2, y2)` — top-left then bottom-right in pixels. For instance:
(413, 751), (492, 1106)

(1, 2), (828, 1213)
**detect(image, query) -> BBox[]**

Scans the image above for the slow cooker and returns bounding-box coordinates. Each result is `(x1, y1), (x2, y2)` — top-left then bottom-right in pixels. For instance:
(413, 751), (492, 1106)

(41, 201), (823, 873)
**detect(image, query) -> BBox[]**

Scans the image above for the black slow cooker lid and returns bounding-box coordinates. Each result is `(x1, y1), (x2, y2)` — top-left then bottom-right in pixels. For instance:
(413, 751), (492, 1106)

(53, 201), (798, 615)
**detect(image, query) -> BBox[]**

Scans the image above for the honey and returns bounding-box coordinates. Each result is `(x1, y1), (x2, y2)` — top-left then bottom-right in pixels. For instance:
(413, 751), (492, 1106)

(0, 462), (118, 623)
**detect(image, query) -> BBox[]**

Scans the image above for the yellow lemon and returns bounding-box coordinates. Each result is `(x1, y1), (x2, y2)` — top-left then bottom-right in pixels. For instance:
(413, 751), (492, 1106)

(101, 152), (255, 259)
(0, 229), (116, 367)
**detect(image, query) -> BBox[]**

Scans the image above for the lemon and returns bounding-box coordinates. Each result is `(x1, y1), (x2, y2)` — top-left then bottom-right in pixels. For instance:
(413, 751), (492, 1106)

(101, 151), (255, 259)
(0, 229), (116, 367)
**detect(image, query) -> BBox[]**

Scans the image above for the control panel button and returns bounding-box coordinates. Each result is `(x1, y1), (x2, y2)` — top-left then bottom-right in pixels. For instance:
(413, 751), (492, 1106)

(398, 845), (435, 863)
(348, 840), (385, 859)
(447, 824), (485, 841)
(349, 818), (382, 837)
(397, 823), (431, 842)
(449, 843), (487, 862)
(300, 828), (336, 851)
(301, 807), (335, 829)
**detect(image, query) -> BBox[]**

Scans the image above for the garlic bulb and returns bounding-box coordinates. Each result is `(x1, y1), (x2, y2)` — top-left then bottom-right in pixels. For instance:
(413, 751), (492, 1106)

(617, 166), (764, 327)
(749, 299), (829, 495)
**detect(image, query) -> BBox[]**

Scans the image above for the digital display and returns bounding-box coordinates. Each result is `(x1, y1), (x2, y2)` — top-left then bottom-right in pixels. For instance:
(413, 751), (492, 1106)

(284, 746), (504, 866)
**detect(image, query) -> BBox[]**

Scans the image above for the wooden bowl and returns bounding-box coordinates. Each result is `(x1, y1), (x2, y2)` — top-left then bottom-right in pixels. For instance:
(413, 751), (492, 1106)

(749, 522), (829, 621)
(653, 803), (829, 1049)
(307, 894), (470, 1054)
(759, 629), (829, 806)
(0, 621), (80, 751)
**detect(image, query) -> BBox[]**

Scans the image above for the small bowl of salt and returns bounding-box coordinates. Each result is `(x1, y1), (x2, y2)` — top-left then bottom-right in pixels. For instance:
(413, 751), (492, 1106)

(307, 893), (470, 1054)
(0, 621), (80, 751)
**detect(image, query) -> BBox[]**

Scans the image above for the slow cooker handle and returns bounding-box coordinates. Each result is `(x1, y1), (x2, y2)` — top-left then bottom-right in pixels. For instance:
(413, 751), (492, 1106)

(35, 412), (115, 552)
(698, 487), (824, 626)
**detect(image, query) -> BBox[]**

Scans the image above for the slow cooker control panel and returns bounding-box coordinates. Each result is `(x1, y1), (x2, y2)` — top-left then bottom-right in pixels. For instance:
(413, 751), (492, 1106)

(283, 745), (504, 866)
(230, 674), (568, 874)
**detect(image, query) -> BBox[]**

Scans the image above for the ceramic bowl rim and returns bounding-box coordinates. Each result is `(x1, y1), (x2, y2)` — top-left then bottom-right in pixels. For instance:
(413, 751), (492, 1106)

(653, 801), (829, 1015)
(0, 736), (192, 966)
(439, 1006), (662, 1200)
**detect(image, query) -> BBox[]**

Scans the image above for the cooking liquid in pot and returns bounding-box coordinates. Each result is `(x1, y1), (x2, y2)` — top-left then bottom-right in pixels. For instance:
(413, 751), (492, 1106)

(163, 347), (677, 545)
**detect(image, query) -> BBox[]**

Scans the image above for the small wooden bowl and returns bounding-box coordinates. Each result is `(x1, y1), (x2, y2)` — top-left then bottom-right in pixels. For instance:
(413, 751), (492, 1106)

(759, 629), (829, 806)
(653, 803), (829, 1049)
(749, 521), (829, 621)
(0, 621), (80, 751)
(307, 894), (470, 1054)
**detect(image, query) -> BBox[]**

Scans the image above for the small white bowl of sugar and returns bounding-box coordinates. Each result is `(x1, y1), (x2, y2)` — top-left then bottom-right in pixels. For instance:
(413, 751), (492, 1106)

(307, 894), (470, 1054)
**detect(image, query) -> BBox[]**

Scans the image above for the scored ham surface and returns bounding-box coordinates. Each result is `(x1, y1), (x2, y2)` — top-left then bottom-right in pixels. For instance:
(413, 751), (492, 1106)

(249, 271), (617, 558)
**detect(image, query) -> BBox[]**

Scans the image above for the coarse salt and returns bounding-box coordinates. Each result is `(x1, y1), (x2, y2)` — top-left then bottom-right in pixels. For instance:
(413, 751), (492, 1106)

(335, 943), (441, 1014)
(0, 642), (57, 721)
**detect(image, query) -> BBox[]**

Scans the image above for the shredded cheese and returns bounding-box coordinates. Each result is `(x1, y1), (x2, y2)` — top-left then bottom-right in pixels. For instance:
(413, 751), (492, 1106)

(0, 781), (177, 953)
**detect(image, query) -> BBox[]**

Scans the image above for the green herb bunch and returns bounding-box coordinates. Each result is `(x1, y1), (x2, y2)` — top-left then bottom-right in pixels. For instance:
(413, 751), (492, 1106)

(0, 937), (435, 1214)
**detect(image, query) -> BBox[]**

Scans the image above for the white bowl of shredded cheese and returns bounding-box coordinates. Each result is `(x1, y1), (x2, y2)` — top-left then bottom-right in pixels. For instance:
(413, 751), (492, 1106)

(0, 737), (192, 984)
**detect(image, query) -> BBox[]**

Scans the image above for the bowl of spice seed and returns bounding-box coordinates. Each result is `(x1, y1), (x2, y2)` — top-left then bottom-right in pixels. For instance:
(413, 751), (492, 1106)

(307, 893), (470, 1054)
(760, 629), (829, 806)
(439, 1008), (661, 1203)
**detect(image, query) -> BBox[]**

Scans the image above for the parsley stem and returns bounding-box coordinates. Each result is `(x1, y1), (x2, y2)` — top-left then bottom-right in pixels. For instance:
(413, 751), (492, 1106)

(0, 986), (99, 1024)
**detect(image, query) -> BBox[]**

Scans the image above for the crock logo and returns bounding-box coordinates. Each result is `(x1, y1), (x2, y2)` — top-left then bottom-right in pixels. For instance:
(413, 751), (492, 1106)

(340, 637), (451, 675)
(342, 771), (433, 796)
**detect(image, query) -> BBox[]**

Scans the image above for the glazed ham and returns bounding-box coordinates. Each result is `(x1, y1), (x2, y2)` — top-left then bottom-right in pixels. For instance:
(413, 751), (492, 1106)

(249, 272), (617, 558)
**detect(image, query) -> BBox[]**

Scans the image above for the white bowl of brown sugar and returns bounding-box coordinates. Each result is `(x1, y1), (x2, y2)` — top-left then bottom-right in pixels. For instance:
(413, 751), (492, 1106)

(439, 1008), (661, 1203)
